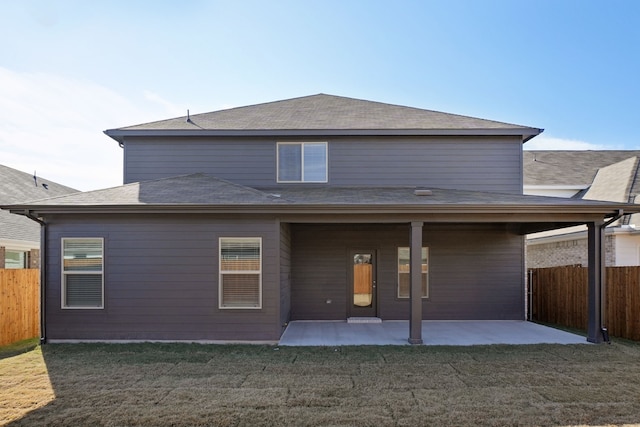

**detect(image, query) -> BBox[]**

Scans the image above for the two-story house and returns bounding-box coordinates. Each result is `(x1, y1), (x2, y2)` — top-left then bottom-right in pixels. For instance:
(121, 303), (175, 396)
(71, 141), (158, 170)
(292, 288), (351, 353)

(4, 94), (638, 344)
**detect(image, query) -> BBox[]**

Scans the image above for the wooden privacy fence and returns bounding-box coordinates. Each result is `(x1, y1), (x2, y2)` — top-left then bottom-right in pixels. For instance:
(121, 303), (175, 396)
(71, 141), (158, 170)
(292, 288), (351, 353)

(529, 266), (640, 341)
(0, 269), (39, 346)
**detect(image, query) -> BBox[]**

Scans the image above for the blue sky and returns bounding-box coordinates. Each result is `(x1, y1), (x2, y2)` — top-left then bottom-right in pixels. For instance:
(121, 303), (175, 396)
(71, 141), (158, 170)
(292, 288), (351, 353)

(1, 0), (639, 191)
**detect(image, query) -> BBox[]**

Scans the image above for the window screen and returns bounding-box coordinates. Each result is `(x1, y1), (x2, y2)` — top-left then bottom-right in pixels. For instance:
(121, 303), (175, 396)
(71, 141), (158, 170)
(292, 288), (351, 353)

(303, 143), (327, 182)
(277, 142), (327, 182)
(62, 238), (104, 308)
(278, 144), (302, 182)
(219, 238), (262, 308)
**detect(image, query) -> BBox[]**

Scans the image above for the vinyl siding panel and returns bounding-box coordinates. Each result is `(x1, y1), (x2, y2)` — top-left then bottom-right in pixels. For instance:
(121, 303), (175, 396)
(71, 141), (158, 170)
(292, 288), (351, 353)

(123, 136), (523, 193)
(44, 214), (281, 341)
(329, 137), (522, 193)
(290, 224), (524, 321)
(124, 138), (276, 186)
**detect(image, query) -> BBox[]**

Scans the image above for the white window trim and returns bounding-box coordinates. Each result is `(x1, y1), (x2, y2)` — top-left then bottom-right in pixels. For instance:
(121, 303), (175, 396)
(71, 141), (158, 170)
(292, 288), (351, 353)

(276, 142), (328, 183)
(219, 237), (262, 309)
(397, 246), (429, 299)
(61, 237), (104, 310)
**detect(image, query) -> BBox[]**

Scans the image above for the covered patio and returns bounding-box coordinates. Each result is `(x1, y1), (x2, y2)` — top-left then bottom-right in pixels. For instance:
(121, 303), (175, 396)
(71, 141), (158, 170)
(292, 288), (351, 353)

(267, 185), (640, 345)
(279, 320), (587, 346)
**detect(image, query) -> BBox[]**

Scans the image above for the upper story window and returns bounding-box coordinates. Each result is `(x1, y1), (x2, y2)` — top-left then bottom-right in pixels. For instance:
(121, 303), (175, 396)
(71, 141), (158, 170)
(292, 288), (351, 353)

(277, 142), (327, 183)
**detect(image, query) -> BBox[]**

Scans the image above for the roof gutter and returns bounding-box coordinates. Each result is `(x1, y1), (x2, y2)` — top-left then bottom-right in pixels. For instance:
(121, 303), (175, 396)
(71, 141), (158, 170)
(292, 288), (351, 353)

(12, 203), (637, 217)
(523, 128), (544, 143)
(602, 209), (623, 228)
(104, 127), (544, 144)
(22, 211), (47, 345)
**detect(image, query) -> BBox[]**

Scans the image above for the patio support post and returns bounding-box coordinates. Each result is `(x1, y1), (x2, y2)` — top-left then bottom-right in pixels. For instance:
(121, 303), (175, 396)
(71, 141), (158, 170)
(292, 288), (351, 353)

(587, 220), (606, 343)
(409, 221), (424, 344)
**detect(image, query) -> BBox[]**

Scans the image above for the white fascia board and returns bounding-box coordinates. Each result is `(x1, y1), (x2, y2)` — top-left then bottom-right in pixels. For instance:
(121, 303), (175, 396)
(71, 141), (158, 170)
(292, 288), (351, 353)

(527, 224), (639, 245)
(524, 185), (590, 191)
(0, 238), (39, 251)
(610, 225), (640, 235)
(527, 226), (588, 245)
(523, 185), (589, 199)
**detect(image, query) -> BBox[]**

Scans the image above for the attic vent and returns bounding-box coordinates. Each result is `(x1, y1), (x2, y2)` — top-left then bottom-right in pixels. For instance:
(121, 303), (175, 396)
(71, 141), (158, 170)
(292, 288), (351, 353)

(414, 189), (433, 196)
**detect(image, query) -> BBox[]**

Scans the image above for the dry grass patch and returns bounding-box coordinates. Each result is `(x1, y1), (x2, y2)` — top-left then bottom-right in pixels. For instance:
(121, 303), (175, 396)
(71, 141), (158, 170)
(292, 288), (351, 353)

(2, 340), (640, 426)
(243, 372), (354, 389)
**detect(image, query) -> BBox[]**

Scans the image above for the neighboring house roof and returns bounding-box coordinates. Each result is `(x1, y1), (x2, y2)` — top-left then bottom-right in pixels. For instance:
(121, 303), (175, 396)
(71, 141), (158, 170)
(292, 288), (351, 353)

(4, 174), (635, 234)
(105, 94), (543, 141)
(11, 174), (282, 206)
(0, 165), (78, 243)
(524, 150), (640, 187)
(524, 151), (640, 228)
(582, 156), (639, 204)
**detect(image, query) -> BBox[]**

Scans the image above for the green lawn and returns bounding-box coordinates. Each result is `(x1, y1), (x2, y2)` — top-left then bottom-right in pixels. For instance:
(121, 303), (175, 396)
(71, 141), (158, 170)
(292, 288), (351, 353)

(2, 339), (640, 426)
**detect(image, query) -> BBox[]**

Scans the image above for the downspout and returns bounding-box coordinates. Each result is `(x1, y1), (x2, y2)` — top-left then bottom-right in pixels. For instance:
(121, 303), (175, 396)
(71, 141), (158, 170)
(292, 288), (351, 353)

(24, 210), (47, 345)
(599, 209), (624, 343)
(527, 269), (533, 321)
(602, 209), (624, 228)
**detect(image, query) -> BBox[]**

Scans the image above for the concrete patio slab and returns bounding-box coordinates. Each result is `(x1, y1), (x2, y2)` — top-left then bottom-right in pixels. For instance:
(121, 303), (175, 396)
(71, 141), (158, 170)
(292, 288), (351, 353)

(278, 320), (588, 346)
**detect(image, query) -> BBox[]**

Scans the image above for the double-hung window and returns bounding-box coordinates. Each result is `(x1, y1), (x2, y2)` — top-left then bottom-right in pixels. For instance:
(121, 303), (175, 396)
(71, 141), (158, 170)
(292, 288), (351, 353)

(219, 238), (262, 309)
(277, 142), (327, 183)
(62, 238), (104, 309)
(397, 247), (429, 298)
(4, 250), (27, 269)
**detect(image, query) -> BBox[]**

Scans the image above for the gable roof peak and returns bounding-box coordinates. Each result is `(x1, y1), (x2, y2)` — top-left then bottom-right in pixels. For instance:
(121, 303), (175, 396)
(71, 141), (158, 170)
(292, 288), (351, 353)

(105, 93), (542, 141)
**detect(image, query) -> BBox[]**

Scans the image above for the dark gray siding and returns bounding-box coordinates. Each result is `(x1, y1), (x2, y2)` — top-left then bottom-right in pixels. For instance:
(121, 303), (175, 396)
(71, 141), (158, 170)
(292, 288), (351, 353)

(123, 137), (275, 187)
(329, 137), (523, 193)
(44, 214), (281, 341)
(123, 136), (523, 193)
(290, 224), (524, 321)
(279, 222), (291, 329)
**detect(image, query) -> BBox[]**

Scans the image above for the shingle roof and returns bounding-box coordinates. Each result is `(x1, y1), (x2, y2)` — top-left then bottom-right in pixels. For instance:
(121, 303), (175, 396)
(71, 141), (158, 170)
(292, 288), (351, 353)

(0, 165), (78, 205)
(582, 157), (639, 204)
(0, 165), (78, 243)
(523, 150), (640, 186)
(14, 174), (282, 206)
(3, 173), (630, 211)
(106, 94), (541, 138)
(524, 151), (640, 228)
